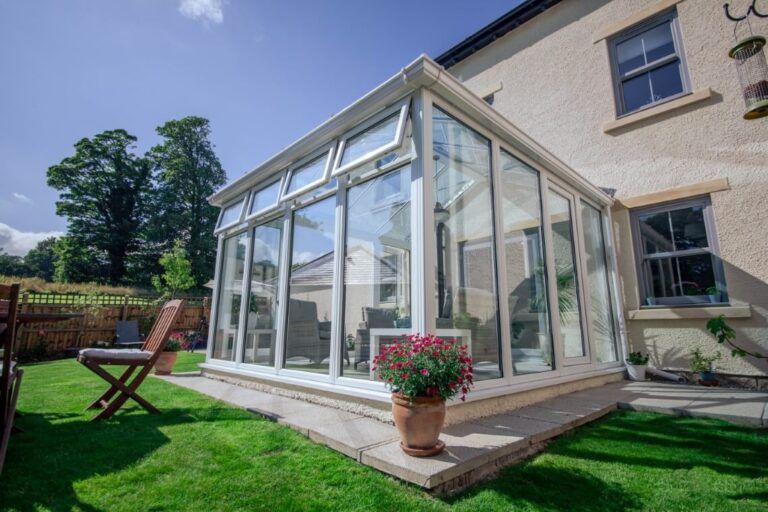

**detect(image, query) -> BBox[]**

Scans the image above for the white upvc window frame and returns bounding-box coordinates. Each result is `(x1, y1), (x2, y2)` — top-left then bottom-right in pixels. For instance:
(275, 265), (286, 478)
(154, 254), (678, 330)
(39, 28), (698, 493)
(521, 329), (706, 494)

(280, 142), (336, 202)
(331, 98), (410, 178)
(245, 173), (285, 221)
(214, 194), (248, 235)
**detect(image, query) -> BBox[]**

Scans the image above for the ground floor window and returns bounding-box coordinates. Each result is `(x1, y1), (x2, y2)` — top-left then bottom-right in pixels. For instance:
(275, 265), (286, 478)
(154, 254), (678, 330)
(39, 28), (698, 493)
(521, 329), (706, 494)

(212, 232), (248, 361)
(632, 197), (726, 306)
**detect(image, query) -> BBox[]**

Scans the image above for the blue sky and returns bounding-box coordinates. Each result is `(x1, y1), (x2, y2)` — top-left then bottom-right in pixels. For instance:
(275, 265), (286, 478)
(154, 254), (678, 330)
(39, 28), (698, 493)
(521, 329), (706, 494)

(0, 0), (520, 255)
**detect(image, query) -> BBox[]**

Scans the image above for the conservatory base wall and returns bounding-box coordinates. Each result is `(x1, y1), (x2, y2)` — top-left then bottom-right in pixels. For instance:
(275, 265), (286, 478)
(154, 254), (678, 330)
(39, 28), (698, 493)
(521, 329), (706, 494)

(200, 363), (625, 425)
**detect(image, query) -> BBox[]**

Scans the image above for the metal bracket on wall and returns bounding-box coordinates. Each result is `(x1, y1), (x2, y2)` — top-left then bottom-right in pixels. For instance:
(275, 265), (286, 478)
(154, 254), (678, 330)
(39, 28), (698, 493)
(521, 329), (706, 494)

(724, 1), (768, 22)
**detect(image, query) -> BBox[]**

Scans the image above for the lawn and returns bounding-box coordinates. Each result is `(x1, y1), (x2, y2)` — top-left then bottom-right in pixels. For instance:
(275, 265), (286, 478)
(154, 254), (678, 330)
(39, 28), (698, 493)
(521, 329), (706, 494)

(1, 360), (766, 512)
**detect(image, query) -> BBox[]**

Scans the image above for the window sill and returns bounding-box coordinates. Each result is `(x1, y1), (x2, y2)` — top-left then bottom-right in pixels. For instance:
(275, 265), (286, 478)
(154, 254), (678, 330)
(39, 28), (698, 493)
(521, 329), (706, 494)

(626, 304), (751, 321)
(603, 87), (713, 133)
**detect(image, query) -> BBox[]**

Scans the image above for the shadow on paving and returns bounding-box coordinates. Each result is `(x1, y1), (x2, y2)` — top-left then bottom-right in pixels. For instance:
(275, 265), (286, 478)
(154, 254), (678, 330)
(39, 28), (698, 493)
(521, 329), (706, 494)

(0, 405), (249, 512)
(448, 465), (639, 511)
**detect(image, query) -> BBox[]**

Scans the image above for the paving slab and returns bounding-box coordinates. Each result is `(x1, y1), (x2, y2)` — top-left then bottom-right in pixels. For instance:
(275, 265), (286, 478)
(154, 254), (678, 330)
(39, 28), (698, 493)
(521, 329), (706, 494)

(472, 413), (565, 444)
(309, 416), (399, 460)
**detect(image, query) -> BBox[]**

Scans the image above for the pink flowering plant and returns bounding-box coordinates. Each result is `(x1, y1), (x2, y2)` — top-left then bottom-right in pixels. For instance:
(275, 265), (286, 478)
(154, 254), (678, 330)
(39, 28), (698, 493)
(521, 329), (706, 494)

(373, 334), (474, 401)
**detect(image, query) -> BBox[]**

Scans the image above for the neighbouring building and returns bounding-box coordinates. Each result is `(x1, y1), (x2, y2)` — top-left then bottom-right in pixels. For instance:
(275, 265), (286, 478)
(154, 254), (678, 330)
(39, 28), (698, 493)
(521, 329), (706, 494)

(205, 0), (768, 421)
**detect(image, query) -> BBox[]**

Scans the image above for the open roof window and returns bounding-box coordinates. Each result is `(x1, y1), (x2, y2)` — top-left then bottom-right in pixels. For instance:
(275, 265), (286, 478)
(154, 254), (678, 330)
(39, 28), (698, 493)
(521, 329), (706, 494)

(332, 98), (409, 177)
(246, 176), (283, 219)
(280, 144), (335, 202)
(216, 195), (247, 233)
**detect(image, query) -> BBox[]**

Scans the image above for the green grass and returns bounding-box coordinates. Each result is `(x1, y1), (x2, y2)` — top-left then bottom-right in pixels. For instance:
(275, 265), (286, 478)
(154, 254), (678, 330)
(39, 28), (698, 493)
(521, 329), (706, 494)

(170, 351), (206, 373)
(2, 360), (766, 512)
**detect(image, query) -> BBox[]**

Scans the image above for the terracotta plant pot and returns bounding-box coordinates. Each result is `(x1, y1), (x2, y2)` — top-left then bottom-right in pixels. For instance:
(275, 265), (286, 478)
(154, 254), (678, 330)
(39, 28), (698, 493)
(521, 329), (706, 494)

(391, 392), (446, 457)
(154, 351), (178, 375)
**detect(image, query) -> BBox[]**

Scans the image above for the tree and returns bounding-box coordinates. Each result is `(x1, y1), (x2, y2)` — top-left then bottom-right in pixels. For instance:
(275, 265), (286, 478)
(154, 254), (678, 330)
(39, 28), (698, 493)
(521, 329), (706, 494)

(24, 237), (58, 281)
(151, 240), (196, 298)
(47, 130), (152, 284)
(146, 117), (226, 289)
(0, 249), (28, 277)
(52, 235), (106, 283)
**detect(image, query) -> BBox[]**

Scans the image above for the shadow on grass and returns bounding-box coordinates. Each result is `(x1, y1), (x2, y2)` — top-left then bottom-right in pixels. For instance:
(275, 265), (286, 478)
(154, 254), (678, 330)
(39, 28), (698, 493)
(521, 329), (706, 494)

(0, 405), (250, 512)
(552, 413), (767, 479)
(448, 465), (639, 511)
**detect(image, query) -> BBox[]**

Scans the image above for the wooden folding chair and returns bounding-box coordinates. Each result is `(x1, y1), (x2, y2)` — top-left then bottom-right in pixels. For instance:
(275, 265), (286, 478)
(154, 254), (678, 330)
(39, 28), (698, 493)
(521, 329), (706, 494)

(77, 299), (185, 422)
(0, 283), (22, 474)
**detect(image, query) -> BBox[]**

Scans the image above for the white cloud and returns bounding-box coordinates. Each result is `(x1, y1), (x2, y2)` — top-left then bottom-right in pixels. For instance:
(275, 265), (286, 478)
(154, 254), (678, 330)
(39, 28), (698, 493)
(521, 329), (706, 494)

(178, 0), (224, 25)
(0, 223), (63, 256)
(12, 192), (32, 204)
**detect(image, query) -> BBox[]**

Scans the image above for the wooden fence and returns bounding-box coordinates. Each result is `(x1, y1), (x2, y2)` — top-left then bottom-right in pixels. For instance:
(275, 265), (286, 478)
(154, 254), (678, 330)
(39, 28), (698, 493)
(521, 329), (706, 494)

(16, 293), (211, 357)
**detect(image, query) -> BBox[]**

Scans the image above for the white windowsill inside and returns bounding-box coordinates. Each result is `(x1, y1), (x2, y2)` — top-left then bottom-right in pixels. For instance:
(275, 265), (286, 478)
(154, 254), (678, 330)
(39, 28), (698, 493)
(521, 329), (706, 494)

(626, 304), (751, 321)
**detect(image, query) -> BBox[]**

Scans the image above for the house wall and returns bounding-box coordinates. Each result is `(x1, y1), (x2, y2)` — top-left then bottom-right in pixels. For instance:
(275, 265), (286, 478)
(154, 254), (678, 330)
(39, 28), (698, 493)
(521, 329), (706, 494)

(447, 0), (768, 376)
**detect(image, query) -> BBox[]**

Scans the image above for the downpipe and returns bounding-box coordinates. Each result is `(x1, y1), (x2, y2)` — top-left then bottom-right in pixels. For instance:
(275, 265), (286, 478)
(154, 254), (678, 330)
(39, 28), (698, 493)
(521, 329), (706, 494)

(646, 366), (687, 384)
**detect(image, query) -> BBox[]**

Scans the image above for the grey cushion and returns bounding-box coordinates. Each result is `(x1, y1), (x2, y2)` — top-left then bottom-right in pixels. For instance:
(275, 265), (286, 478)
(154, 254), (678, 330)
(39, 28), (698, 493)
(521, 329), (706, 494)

(79, 348), (152, 362)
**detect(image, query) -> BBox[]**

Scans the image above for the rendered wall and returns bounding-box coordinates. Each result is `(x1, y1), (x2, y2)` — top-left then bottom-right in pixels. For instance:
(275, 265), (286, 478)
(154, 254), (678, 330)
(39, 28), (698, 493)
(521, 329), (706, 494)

(447, 0), (768, 377)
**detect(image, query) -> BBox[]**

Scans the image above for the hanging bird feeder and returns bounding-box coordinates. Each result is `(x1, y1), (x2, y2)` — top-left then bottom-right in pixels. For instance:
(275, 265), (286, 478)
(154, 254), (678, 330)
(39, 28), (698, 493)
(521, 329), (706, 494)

(729, 35), (768, 119)
(724, 1), (768, 119)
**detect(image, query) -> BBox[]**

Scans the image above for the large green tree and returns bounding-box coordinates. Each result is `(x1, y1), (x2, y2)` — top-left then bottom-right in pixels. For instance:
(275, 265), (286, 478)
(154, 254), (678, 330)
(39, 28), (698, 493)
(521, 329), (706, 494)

(47, 130), (152, 284)
(146, 117), (226, 288)
(0, 249), (28, 277)
(24, 237), (58, 281)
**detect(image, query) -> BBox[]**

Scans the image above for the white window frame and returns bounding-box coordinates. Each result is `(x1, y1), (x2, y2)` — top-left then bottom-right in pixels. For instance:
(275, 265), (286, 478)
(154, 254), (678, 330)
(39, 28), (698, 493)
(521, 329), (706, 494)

(245, 173), (285, 221)
(214, 194), (248, 235)
(332, 98), (410, 177)
(608, 9), (691, 117)
(280, 142), (336, 202)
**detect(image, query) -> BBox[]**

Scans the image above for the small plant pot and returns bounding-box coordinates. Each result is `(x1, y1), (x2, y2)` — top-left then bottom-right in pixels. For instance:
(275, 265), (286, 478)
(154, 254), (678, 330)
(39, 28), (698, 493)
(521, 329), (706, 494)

(391, 393), (446, 457)
(154, 352), (178, 375)
(698, 371), (718, 385)
(646, 298), (657, 306)
(626, 363), (647, 381)
(708, 294), (720, 304)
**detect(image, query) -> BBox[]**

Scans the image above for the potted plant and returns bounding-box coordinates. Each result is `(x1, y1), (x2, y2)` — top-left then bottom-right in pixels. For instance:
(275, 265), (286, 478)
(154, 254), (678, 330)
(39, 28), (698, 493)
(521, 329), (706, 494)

(625, 351), (649, 381)
(690, 348), (721, 385)
(706, 286), (721, 304)
(155, 332), (183, 375)
(373, 334), (473, 457)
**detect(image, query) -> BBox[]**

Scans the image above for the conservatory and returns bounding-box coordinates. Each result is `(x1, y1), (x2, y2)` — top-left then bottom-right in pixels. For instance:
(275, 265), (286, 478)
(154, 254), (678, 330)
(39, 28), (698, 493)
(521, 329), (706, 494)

(205, 55), (626, 406)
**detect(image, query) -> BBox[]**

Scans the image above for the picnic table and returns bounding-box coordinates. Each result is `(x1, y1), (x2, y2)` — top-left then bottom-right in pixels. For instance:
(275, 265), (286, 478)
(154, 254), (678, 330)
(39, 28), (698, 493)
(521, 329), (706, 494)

(0, 302), (84, 334)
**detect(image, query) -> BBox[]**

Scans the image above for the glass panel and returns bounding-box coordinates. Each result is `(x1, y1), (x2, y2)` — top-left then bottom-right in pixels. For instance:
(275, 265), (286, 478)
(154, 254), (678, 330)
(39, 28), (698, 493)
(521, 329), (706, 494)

(242, 219), (283, 366)
(284, 196), (336, 373)
(649, 60), (684, 101)
(621, 72), (653, 113)
(499, 150), (554, 375)
(671, 205), (708, 250)
(645, 254), (716, 299)
(616, 20), (675, 75)
(581, 203), (618, 363)
(285, 153), (328, 196)
(212, 233), (248, 360)
(548, 190), (585, 359)
(433, 107), (502, 381)
(340, 112), (400, 167)
(249, 180), (281, 216)
(219, 198), (244, 228)
(342, 165), (412, 380)
(638, 210), (674, 254)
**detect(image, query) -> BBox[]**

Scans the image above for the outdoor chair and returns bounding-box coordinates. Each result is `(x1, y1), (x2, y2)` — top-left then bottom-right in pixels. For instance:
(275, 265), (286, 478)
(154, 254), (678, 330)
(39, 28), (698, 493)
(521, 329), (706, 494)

(113, 320), (144, 348)
(0, 283), (22, 474)
(77, 299), (184, 421)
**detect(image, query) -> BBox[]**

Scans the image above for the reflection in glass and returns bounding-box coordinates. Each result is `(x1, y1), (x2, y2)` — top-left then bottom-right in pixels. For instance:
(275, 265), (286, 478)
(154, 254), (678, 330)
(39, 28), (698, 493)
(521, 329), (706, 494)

(249, 180), (281, 216)
(284, 196), (336, 373)
(645, 254), (716, 298)
(212, 233), (248, 360)
(581, 203), (618, 363)
(548, 190), (585, 359)
(616, 21), (675, 75)
(342, 165), (412, 379)
(219, 198), (244, 228)
(242, 219), (283, 366)
(433, 107), (502, 381)
(341, 112), (400, 167)
(286, 153), (329, 196)
(499, 151), (553, 374)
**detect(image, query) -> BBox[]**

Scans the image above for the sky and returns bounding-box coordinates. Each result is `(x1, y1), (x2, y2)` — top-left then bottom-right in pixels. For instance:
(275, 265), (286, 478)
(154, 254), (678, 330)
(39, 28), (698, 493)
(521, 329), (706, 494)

(0, 0), (521, 256)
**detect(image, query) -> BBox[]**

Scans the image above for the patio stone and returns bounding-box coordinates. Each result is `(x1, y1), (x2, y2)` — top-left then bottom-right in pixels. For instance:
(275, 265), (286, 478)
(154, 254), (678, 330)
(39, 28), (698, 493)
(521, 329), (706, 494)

(309, 417), (399, 460)
(472, 413), (565, 444)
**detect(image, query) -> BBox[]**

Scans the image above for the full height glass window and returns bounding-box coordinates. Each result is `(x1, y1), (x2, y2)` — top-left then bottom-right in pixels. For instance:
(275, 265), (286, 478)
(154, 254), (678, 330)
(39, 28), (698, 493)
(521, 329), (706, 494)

(432, 107), (502, 381)
(633, 198), (725, 305)
(242, 219), (283, 366)
(342, 165), (412, 380)
(548, 190), (586, 359)
(284, 196), (337, 373)
(609, 10), (689, 115)
(212, 233), (248, 360)
(581, 203), (618, 363)
(499, 150), (554, 374)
